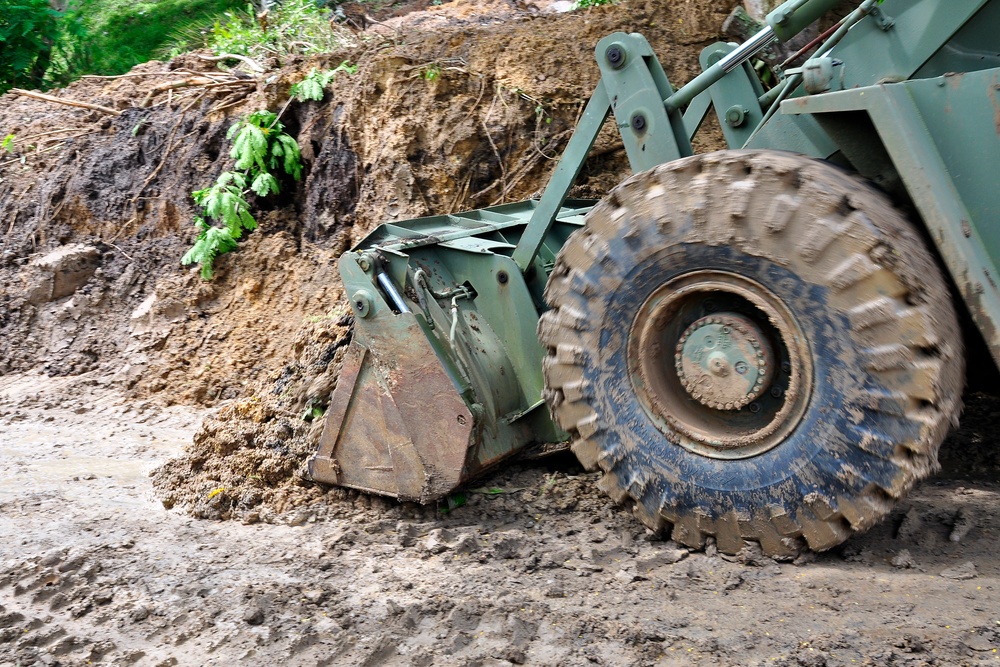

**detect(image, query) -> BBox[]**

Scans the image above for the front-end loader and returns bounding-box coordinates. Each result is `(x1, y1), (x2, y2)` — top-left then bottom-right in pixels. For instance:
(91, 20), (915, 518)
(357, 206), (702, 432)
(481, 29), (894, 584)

(309, 0), (1000, 556)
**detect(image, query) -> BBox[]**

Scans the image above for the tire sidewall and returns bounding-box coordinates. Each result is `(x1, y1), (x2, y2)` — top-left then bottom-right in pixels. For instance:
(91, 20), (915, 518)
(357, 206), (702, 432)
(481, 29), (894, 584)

(585, 240), (904, 510)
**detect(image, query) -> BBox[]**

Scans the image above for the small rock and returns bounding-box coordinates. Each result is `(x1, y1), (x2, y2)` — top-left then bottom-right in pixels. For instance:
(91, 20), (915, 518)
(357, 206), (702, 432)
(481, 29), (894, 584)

(39, 550), (65, 567)
(504, 647), (527, 665)
(726, 541), (771, 567)
(284, 508), (313, 527)
(963, 631), (994, 652)
(891, 549), (916, 569)
(422, 528), (452, 555)
(92, 589), (114, 605)
(793, 550), (817, 566)
(563, 558), (603, 573)
(396, 523), (418, 548)
(635, 545), (688, 572)
(614, 566), (646, 584)
(25, 244), (100, 303)
(940, 561), (977, 580)
(493, 532), (525, 559)
(300, 588), (327, 605)
(129, 605), (150, 622)
(454, 533), (479, 555)
(243, 606), (265, 625)
(704, 537), (718, 558)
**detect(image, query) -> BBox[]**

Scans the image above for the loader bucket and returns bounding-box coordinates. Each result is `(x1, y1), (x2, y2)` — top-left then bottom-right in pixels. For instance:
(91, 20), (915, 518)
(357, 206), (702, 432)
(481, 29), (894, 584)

(307, 200), (595, 502)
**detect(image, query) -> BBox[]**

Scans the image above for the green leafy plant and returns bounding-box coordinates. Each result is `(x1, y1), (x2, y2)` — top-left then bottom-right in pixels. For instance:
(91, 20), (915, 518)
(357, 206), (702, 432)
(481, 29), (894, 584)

(573, 0), (616, 8)
(202, 0), (355, 62)
(301, 400), (325, 421)
(1, 134), (14, 153)
(0, 0), (74, 93)
(439, 492), (467, 513)
(182, 110), (302, 278)
(289, 61), (357, 102)
(422, 63), (441, 82)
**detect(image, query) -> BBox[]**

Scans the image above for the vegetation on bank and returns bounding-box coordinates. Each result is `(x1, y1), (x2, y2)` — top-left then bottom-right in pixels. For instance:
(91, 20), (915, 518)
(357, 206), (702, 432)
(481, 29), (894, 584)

(0, 0), (356, 94)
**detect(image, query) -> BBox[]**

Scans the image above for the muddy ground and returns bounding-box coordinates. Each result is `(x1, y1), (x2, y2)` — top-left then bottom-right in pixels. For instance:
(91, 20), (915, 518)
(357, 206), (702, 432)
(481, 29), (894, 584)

(2, 0), (1000, 664)
(3, 376), (1000, 666)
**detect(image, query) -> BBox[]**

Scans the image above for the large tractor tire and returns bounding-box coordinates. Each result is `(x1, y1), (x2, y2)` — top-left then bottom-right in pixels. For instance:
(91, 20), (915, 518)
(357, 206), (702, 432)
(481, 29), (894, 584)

(538, 150), (964, 557)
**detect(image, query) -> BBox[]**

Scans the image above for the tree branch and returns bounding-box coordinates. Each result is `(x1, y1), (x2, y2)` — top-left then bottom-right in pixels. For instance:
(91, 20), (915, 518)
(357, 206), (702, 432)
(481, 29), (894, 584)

(8, 89), (121, 116)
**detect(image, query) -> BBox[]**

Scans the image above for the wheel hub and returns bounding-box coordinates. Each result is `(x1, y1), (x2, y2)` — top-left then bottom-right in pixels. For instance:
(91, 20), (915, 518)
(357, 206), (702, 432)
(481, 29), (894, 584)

(675, 313), (775, 410)
(626, 270), (813, 460)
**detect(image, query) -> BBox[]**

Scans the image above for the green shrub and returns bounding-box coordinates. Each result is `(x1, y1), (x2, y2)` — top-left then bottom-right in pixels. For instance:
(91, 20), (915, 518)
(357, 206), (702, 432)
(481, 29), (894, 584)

(66, 0), (246, 76)
(199, 0), (355, 62)
(289, 62), (357, 101)
(0, 0), (78, 93)
(182, 110), (302, 279)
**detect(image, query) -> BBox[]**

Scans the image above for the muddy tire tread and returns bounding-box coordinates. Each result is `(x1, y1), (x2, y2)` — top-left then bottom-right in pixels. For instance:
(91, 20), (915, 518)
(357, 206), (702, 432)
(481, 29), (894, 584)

(539, 150), (963, 555)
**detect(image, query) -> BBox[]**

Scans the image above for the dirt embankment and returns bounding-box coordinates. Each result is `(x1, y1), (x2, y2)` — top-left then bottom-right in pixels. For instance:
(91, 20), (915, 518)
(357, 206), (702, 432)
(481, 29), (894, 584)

(0, 0), (735, 518)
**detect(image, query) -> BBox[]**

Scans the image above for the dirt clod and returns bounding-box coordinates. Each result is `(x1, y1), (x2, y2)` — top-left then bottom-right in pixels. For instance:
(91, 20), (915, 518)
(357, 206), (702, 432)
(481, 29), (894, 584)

(940, 561), (978, 580)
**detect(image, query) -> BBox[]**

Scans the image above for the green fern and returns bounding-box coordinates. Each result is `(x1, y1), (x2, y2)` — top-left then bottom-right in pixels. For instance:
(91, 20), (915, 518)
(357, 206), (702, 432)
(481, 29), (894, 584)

(183, 111), (302, 278)
(289, 62), (358, 102)
(182, 220), (240, 280)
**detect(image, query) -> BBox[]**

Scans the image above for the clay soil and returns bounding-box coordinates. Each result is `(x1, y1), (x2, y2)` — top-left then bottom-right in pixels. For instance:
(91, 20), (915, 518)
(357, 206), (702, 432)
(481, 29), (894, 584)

(1, 0), (999, 665)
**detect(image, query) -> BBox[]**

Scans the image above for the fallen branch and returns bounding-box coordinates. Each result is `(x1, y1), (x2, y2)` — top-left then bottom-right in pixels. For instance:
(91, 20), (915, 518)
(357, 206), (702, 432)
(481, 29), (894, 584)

(194, 53), (265, 73)
(81, 71), (177, 80)
(208, 95), (251, 116)
(287, 40), (317, 52)
(9, 89), (121, 116)
(38, 131), (94, 145)
(106, 241), (134, 262)
(140, 77), (217, 108)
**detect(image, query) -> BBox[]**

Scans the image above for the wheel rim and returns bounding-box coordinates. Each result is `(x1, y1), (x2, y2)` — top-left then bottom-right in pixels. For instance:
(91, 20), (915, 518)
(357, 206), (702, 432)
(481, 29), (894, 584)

(627, 270), (813, 460)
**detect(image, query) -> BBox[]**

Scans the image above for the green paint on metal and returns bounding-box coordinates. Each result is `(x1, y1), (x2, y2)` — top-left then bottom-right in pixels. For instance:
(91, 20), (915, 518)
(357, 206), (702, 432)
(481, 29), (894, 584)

(782, 69), (1000, 364)
(765, 0), (843, 43)
(510, 85), (611, 272)
(698, 43), (767, 149)
(596, 33), (688, 171)
(748, 0), (990, 156)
